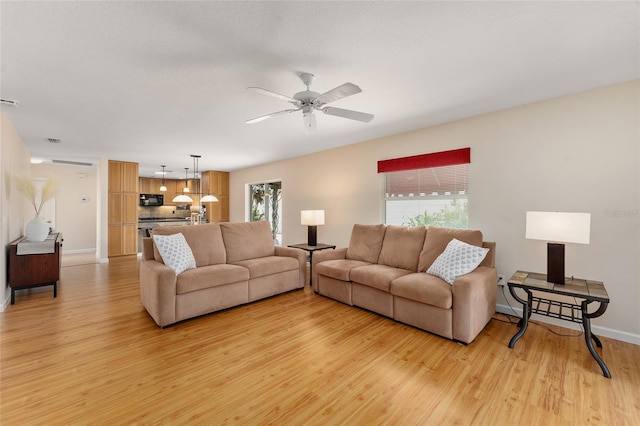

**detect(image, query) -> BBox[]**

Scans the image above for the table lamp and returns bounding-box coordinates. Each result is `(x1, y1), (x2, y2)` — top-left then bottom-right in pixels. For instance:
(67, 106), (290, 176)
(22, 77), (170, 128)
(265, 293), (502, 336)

(525, 211), (591, 284)
(301, 210), (325, 246)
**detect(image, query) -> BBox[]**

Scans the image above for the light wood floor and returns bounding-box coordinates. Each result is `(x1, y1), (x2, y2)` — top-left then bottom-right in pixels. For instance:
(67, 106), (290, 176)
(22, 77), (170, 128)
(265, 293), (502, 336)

(2, 257), (639, 425)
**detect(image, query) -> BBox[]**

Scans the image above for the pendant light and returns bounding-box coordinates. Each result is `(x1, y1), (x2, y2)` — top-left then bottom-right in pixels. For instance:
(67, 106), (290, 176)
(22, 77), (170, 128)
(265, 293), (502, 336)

(191, 154), (219, 203)
(172, 168), (193, 203)
(159, 165), (167, 192)
(182, 167), (190, 193)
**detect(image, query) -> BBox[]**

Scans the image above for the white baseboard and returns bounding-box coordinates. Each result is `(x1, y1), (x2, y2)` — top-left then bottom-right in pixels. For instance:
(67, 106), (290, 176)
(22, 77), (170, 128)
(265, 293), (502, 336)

(496, 303), (640, 346)
(1, 290), (10, 312)
(61, 248), (96, 255)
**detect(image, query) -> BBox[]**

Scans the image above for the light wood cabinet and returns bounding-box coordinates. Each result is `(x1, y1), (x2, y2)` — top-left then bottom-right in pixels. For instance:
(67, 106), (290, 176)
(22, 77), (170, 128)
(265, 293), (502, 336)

(139, 177), (167, 195)
(123, 162), (139, 193)
(201, 170), (230, 223)
(108, 160), (138, 257)
(108, 161), (123, 193)
(162, 179), (182, 205)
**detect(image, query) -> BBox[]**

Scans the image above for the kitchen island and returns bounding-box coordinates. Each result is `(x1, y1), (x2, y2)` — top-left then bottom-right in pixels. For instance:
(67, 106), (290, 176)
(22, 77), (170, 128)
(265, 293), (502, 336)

(137, 217), (202, 253)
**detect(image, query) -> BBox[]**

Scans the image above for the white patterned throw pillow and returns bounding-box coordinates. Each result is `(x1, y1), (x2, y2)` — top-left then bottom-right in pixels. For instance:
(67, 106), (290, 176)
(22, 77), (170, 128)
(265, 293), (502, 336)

(426, 238), (489, 285)
(152, 233), (196, 275)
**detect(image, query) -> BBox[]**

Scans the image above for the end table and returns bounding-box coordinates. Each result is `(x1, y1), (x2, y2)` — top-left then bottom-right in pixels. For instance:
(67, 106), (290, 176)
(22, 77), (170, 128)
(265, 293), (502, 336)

(507, 271), (611, 378)
(287, 243), (336, 286)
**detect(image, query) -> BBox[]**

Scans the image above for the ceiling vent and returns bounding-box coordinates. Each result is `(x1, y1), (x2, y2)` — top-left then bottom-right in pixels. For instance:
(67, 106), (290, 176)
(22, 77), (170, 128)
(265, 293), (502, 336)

(47, 138), (62, 144)
(1, 99), (18, 107)
(52, 159), (94, 167)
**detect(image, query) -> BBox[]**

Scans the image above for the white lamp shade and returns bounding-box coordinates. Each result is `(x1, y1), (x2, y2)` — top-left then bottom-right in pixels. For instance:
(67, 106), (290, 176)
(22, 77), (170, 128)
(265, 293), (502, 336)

(525, 211), (591, 244)
(301, 210), (325, 226)
(159, 185), (167, 192)
(200, 194), (219, 202)
(172, 194), (194, 203)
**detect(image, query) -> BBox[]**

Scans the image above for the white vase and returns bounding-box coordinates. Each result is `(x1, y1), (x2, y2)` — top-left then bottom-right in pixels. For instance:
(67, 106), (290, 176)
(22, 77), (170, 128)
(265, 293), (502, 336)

(25, 216), (49, 242)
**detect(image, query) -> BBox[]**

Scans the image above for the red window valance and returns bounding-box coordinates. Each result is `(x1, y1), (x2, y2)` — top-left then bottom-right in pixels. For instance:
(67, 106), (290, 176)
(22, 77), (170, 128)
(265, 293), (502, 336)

(377, 147), (470, 173)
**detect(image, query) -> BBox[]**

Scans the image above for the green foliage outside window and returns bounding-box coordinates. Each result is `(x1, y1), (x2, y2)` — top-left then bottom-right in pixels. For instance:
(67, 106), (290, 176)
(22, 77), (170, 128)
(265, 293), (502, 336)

(250, 182), (282, 240)
(402, 198), (468, 229)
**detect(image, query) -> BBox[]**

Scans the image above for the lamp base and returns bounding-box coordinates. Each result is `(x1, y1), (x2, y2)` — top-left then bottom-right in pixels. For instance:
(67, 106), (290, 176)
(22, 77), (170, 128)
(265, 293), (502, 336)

(307, 225), (318, 246)
(547, 242), (565, 284)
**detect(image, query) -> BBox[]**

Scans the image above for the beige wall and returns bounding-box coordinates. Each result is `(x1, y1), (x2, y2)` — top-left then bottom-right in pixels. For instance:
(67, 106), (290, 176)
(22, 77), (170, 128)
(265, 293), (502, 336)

(30, 163), (98, 253)
(230, 80), (640, 343)
(1, 112), (32, 308)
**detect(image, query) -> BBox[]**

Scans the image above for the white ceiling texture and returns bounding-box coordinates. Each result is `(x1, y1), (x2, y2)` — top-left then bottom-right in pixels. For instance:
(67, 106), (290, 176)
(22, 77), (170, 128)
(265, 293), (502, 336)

(1, 1), (638, 178)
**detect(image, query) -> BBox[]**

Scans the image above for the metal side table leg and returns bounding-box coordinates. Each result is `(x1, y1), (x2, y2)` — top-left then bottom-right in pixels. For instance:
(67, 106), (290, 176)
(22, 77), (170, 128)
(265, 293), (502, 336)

(582, 300), (611, 378)
(508, 287), (531, 348)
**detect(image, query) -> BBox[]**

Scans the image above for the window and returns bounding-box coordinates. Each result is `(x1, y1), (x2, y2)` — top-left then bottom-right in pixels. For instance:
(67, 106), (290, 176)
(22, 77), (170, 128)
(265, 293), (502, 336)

(248, 181), (282, 243)
(379, 148), (470, 229)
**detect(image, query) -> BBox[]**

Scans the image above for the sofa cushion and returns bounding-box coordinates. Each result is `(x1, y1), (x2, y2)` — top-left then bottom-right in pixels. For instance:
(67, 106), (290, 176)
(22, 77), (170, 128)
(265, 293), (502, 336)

(315, 259), (372, 281)
(418, 227), (483, 272)
(390, 273), (453, 309)
(152, 233), (196, 275)
(233, 256), (299, 279)
(426, 238), (489, 284)
(152, 223), (226, 267)
(378, 225), (427, 272)
(350, 264), (412, 292)
(345, 224), (386, 263)
(176, 264), (250, 295)
(220, 221), (275, 263)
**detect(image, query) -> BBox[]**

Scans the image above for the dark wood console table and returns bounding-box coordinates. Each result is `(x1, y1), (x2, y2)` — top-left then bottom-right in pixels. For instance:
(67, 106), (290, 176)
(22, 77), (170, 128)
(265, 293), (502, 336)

(8, 233), (63, 304)
(507, 270), (610, 378)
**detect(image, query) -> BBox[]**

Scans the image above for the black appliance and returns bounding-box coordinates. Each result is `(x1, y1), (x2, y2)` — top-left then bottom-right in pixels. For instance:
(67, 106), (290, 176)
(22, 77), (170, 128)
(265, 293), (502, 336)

(139, 194), (164, 206)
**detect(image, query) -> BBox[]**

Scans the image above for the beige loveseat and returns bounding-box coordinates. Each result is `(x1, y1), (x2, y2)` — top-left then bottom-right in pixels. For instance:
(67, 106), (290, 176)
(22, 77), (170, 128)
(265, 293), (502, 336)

(140, 221), (306, 327)
(312, 225), (497, 344)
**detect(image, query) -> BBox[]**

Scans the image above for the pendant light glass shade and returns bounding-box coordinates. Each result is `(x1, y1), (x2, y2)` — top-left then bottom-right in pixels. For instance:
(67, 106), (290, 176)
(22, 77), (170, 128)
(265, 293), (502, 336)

(172, 194), (194, 203)
(200, 194), (219, 202)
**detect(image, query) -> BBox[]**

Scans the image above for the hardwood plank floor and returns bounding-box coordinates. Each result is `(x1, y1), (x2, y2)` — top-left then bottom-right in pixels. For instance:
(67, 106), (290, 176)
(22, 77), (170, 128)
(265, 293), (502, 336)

(2, 256), (639, 425)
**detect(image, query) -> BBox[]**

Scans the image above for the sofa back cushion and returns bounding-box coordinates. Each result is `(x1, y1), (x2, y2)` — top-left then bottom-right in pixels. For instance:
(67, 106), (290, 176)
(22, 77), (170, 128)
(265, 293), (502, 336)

(378, 225), (427, 271)
(220, 221), (275, 263)
(152, 223), (226, 267)
(418, 226), (483, 272)
(346, 224), (386, 263)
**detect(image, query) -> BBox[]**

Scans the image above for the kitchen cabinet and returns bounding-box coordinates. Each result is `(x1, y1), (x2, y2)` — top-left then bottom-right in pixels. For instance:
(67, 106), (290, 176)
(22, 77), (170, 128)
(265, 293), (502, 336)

(201, 171), (229, 223)
(139, 177), (166, 195)
(163, 179), (183, 205)
(108, 160), (138, 257)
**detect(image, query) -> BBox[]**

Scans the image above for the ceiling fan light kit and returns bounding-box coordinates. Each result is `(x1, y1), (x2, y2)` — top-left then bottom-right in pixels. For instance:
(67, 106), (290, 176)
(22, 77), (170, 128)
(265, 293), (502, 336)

(246, 73), (374, 132)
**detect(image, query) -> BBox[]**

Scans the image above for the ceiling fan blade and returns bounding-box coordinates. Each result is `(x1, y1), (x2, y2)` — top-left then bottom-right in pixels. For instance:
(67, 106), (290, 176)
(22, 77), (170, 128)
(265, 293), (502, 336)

(245, 108), (300, 124)
(322, 106), (374, 123)
(313, 83), (362, 105)
(247, 87), (298, 104)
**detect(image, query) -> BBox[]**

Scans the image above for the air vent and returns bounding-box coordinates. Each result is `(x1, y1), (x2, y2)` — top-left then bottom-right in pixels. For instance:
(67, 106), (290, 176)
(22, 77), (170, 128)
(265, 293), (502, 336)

(47, 138), (62, 144)
(52, 159), (94, 167)
(1, 99), (18, 107)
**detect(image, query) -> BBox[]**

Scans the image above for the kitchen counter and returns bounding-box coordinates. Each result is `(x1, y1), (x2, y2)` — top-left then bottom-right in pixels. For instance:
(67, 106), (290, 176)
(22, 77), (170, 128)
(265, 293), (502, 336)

(137, 217), (206, 253)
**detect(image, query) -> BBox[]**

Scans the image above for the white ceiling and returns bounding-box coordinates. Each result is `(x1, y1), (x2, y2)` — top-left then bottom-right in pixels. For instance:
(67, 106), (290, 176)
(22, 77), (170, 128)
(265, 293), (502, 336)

(2, 1), (638, 178)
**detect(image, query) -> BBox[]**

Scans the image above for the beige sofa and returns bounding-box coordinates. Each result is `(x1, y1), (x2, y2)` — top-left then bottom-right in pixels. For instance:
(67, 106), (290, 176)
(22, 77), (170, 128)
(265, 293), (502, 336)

(312, 225), (497, 344)
(139, 221), (306, 327)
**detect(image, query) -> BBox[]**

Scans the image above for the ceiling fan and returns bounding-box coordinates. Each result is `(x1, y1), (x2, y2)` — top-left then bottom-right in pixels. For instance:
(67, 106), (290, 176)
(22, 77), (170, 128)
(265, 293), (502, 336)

(245, 73), (374, 133)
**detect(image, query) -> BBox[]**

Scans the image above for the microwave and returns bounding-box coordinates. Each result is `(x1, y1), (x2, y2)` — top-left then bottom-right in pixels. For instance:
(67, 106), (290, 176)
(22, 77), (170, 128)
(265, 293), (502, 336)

(139, 194), (164, 206)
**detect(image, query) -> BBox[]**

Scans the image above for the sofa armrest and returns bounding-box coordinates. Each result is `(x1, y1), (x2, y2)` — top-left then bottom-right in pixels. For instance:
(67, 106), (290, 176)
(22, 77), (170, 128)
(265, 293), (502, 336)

(451, 266), (498, 344)
(311, 248), (347, 291)
(139, 259), (178, 327)
(141, 237), (155, 261)
(275, 246), (307, 286)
